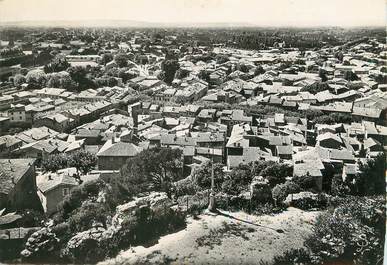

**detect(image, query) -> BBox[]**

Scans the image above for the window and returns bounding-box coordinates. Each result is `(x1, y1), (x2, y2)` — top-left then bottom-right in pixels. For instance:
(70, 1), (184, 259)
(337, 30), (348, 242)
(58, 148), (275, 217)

(63, 188), (69, 196)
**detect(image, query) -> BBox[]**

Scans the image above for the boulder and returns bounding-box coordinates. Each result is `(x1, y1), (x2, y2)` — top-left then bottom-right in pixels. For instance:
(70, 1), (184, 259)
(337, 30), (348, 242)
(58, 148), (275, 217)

(21, 228), (59, 260)
(285, 191), (329, 210)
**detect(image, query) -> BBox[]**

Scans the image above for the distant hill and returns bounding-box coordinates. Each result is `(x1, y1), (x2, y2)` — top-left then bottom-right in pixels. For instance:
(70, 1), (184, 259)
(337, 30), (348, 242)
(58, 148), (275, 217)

(0, 19), (256, 28)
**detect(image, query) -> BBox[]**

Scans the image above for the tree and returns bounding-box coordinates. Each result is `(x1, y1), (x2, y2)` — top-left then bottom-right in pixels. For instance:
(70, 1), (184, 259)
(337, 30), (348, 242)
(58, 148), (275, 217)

(318, 69), (328, 82)
(44, 57), (70, 73)
(41, 151), (97, 175)
(259, 162), (293, 188)
(343, 70), (359, 81)
(101, 53), (114, 65)
(46, 74), (61, 88)
(254, 65), (265, 76)
(198, 70), (210, 82)
(35, 51), (53, 65)
(26, 69), (47, 88)
(193, 161), (224, 192)
(71, 151), (98, 175)
(13, 74), (26, 86)
(160, 59), (180, 84)
(354, 154), (385, 196)
(120, 148), (183, 197)
(114, 53), (129, 68)
(174, 68), (190, 79)
(301, 81), (329, 94)
(215, 54), (229, 64)
(67, 66), (96, 91)
(46, 71), (76, 90)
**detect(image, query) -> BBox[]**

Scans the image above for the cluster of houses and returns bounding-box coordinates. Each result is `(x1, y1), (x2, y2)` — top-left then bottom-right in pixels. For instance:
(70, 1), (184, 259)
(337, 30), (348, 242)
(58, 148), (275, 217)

(0, 30), (386, 239)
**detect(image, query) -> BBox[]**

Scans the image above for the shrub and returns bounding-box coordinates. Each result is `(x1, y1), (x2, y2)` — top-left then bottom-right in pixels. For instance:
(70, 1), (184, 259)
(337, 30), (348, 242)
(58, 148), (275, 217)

(272, 181), (301, 204)
(305, 196), (385, 265)
(273, 248), (312, 265)
(174, 177), (200, 197)
(68, 202), (110, 233)
(293, 174), (319, 192)
(221, 165), (253, 195)
(193, 162), (225, 191)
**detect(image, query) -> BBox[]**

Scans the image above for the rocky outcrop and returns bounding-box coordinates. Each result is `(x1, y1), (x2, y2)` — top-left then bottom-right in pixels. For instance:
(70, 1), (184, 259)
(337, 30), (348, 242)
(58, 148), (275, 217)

(61, 192), (178, 263)
(113, 192), (173, 227)
(285, 191), (329, 210)
(20, 228), (60, 260)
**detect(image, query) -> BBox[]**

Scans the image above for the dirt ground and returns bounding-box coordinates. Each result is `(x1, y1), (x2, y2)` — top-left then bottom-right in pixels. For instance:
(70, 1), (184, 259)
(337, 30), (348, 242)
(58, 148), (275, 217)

(101, 207), (321, 265)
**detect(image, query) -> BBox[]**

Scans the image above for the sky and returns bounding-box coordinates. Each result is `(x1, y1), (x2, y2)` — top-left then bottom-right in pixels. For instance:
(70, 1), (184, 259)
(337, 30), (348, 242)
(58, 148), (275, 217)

(0, 0), (385, 27)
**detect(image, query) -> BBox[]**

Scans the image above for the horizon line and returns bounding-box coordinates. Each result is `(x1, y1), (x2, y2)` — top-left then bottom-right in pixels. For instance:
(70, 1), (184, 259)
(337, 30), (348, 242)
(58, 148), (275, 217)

(0, 19), (385, 28)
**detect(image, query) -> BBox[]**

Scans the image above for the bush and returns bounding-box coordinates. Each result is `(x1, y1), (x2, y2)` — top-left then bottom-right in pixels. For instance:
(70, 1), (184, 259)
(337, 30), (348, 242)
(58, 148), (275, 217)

(273, 248), (312, 265)
(221, 165), (253, 195)
(193, 162), (225, 191)
(68, 202), (110, 233)
(293, 174), (319, 192)
(272, 181), (301, 204)
(305, 196), (385, 265)
(260, 163), (293, 188)
(174, 177), (200, 197)
(57, 179), (107, 221)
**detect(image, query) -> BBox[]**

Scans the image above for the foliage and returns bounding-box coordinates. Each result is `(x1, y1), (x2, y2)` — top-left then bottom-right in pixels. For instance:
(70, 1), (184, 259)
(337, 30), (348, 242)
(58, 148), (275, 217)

(305, 196), (385, 265)
(273, 248), (312, 265)
(44, 57), (70, 73)
(41, 150), (97, 175)
(13, 73), (26, 86)
(174, 68), (190, 79)
(354, 154), (385, 196)
(221, 164), (252, 195)
(318, 69), (328, 82)
(0, 47), (23, 57)
(313, 112), (352, 125)
(193, 161), (225, 191)
(114, 53), (129, 68)
(160, 59), (180, 84)
(198, 69), (211, 82)
(46, 71), (76, 90)
(26, 69), (47, 88)
(260, 162), (293, 188)
(174, 177), (200, 197)
(344, 70), (359, 81)
(176, 190), (211, 214)
(56, 179), (107, 221)
(301, 81), (329, 94)
(101, 53), (113, 65)
(293, 174), (320, 192)
(120, 148), (183, 198)
(67, 66), (96, 91)
(254, 65), (265, 76)
(215, 54), (229, 64)
(68, 202), (109, 232)
(330, 174), (351, 196)
(272, 181), (301, 203)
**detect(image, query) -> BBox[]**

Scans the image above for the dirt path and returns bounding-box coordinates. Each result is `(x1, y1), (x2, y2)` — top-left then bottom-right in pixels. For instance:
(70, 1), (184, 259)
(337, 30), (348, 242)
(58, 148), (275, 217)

(101, 207), (320, 265)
